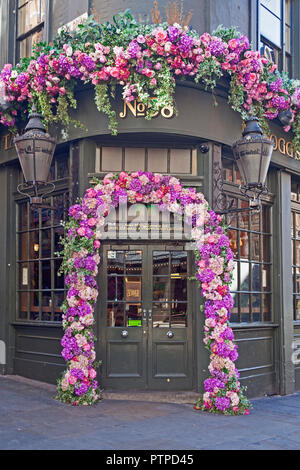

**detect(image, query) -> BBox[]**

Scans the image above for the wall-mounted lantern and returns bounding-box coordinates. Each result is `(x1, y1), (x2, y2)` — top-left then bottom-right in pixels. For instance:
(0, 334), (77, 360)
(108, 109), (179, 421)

(216, 117), (274, 214)
(14, 106), (57, 208)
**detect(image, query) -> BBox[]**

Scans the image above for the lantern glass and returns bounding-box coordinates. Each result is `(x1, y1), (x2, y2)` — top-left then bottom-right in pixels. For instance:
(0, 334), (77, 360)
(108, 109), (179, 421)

(15, 134), (56, 184)
(233, 138), (273, 187)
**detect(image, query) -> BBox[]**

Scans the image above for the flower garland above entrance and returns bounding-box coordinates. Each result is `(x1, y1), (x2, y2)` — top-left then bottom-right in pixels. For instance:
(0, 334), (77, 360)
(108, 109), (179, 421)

(1, 11), (300, 151)
(57, 171), (251, 414)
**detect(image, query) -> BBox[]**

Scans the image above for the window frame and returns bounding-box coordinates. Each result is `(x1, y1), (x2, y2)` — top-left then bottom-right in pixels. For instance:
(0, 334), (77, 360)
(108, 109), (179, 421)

(15, 150), (71, 324)
(221, 151), (274, 324)
(16, 0), (49, 61)
(258, 0), (293, 75)
(291, 179), (300, 322)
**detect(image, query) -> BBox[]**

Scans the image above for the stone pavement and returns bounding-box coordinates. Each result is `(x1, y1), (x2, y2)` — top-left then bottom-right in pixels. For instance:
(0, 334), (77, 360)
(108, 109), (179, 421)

(1, 375), (300, 450)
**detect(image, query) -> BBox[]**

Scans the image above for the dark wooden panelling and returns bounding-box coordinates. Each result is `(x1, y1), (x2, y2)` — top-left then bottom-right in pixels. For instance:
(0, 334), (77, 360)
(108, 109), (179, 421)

(233, 326), (278, 398)
(13, 325), (64, 384)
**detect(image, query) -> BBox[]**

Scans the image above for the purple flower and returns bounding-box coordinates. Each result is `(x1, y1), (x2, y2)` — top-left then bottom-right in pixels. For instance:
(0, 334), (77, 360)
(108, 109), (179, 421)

(168, 26), (180, 42)
(204, 378), (226, 392)
(210, 38), (226, 57)
(215, 397), (231, 411)
(270, 77), (283, 92)
(130, 178), (142, 192)
(75, 383), (89, 396)
(197, 268), (215, 283)
(178, 34), (194, 54)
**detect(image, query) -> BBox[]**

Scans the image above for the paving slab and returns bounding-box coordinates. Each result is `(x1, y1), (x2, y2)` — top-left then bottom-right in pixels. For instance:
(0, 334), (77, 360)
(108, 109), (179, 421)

(1, 375), (300, 450)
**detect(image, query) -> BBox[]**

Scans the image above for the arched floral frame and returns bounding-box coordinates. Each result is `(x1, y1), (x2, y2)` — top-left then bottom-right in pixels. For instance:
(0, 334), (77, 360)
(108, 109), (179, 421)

(57, 171), (251, 415)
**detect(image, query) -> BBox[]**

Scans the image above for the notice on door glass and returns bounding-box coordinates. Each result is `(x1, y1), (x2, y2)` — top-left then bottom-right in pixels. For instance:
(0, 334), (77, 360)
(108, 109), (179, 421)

(22, 267), (28, 286)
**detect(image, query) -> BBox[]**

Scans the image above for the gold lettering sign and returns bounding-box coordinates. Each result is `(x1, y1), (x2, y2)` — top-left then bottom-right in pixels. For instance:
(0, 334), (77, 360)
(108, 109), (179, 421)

(120, 99), (174, 119)
(269, 134), (300, 160)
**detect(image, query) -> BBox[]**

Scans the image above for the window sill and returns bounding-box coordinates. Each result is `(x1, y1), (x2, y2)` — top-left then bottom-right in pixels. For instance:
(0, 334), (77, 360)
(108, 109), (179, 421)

(11, 321), (62, 328)
(230, 322), (279, 329)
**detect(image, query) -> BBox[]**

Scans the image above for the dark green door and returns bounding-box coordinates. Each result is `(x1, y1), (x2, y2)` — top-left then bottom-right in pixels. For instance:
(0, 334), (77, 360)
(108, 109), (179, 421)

(99, 243), (194, 390)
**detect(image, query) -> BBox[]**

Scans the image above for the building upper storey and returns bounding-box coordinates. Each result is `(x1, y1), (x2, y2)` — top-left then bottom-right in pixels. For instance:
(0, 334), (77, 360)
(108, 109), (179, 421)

(0, 1), (300, 79)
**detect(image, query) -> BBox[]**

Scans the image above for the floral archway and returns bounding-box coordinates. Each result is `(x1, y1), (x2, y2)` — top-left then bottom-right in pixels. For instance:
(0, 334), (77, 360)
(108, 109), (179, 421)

(57, 170), (251, 415)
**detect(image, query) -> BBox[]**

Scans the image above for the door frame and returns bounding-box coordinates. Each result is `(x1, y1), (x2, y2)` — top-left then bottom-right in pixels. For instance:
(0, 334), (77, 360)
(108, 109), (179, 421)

(97, 241), (196, 391)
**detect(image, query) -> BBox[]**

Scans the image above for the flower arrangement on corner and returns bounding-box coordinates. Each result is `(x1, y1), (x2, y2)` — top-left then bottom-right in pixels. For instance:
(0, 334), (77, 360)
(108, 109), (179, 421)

(0, 9), (300, 151)
(57, 170), (251, 414)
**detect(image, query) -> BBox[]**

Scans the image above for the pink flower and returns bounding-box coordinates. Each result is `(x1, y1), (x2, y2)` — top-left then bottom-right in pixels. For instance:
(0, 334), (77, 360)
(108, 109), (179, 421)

(89, 368), (97, 379)
(87, 218), (97, 227)
(94, 240), (101, 248)
(77, 227), (86, 236)
(244, 409), (250, 415)
(69, 375), (77, 385)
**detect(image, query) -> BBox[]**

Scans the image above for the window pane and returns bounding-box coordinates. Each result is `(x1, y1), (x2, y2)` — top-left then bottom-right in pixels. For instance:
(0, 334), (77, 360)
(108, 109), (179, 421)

(222, 159), (233, 182)
(148, 148), (167, 173)
(108, 251), (124, 275)
(125, 251), (142, 275)
(41, 291), (52, 321)
(153, 251), (169, 275)
(30, 207), (39, 230)
(102, 147), (122, 171)
(296, 241), (300, 266)
(251, 233), (260, 261)
(295, 214), (300, 239)
(41, 229), (51, 258)
(171, 302), (187, 327)
(57, 155), (69, 179)
(261, 0), (281, 17)
(239, 202), (249, 230)
(53, 292), (64, 321)
(29, 230), (39, 259)
(54, 259), (64, 289)
(252, 294), (261, 322)
(125, 277), (141, 302)
(240, 294), (250, 322)
(29, 261), (39, 289)
(19, 292), (28, 319)
(19, 203), (28, 231)
(171, 251), (187, 274)
(153, 277), (169, 301)
(285, 0), (291, 25)
(262, 265), (271, 291)
(263, 294), (272, 321)
(230, 293), (239, 322)
(107, 276), (124, 301)
(260, 5), (281, 47)
(124, 148), (145, 172)
(240, 262), (250, 291)
(228, 230), (238, 258)
(18, 0), (45, 36)
(230, 261), (239, 292)
(107, 303), (123, 327)
(126, 303), (142, 327)
(239, 232), (249, 260)
(153, 302), (169, 327)
(170, 149), (190, 174)
(41, 260), (51, 289)
(171, 278), (187, 301)
(252, 263), (261, 291)
(41, 205), (52, 227)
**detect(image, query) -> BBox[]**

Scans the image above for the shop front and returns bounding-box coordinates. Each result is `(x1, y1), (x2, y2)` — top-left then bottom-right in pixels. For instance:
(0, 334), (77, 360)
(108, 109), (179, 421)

(0, 82), (300, 398)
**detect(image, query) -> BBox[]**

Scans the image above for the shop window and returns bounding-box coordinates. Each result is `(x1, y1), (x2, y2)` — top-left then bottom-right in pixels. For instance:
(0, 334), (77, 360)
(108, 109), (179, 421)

(16, 153), (70, 322)
(222, 151), (273, 323)
(95, 146), (197, 175)
(291, 180), (300, 320)
(259, 0), (293, 75)
(17, 0), (46, 59)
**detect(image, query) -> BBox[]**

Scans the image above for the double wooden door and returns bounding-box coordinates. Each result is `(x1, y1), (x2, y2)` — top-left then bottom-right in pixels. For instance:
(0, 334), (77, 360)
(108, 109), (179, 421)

(98, 243), (194, 390)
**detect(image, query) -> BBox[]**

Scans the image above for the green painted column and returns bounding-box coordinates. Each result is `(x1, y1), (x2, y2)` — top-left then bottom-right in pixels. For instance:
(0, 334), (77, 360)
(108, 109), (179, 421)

(271, 169), (295, 395)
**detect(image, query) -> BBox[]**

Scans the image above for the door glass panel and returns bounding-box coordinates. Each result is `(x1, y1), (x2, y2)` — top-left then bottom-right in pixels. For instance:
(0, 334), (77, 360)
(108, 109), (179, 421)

(108, 251), (124, 274)
(125, 251), (142, 275)
(153, 302), (169, 327)
(153, 277), (169, 301)
(107, 250), (142, 327)
(107, 303), (124, 327)
(152, 249), (188, 328)
(171, 302), (187, 327)
(153, 251), (169, 275)
(171, 277), (187, 301)
(126, 303), (142, 327)
(171, 251), (187, 274)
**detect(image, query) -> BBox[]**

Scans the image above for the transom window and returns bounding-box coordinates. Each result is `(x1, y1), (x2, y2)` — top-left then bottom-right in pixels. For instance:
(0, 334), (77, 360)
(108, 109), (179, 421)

(95, 147), (198, 175)
(17, 0), (45, 59)
(16, 152), (70, 322)
(259, 0), (293, 74)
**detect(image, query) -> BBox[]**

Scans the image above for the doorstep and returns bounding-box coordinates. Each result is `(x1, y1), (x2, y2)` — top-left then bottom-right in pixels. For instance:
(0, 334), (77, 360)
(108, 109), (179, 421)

(3, 375), (199, 404)
(101, 390), (200, 404)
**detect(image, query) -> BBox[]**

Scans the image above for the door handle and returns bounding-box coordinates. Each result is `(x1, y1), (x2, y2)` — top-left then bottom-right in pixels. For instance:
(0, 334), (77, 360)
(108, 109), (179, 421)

(148, 309), (152, 321)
